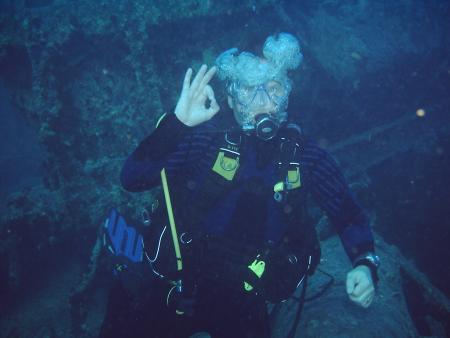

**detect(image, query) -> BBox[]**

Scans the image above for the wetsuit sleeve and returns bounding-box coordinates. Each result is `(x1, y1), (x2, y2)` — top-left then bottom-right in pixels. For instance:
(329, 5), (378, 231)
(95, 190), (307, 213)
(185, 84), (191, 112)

(303, 142), (375, 263)
(120, 113), (192, 192)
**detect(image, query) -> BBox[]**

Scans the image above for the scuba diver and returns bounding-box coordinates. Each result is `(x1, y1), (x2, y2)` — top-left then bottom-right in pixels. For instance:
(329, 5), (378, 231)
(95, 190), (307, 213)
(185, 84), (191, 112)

(99, 33), (380, 338)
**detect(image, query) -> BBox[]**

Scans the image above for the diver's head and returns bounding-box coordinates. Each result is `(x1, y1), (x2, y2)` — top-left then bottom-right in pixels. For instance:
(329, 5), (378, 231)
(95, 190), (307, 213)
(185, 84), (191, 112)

(216, 33), (303, 140)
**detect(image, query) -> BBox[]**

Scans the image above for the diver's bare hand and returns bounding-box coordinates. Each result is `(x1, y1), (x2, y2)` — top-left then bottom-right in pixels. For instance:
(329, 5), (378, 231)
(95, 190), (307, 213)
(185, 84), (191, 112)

(346, 265), (375, 308)
(174, 65), (220, 127)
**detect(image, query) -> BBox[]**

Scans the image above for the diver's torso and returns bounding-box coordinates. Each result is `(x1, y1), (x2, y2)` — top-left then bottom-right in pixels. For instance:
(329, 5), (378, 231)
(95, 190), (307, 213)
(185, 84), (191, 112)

(174, 132), (297, 247)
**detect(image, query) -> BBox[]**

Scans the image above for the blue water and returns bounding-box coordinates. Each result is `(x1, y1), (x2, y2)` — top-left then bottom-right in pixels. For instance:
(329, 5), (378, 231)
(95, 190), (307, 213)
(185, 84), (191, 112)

(0, 81), (43, 199)
(0, 0), (449, 337)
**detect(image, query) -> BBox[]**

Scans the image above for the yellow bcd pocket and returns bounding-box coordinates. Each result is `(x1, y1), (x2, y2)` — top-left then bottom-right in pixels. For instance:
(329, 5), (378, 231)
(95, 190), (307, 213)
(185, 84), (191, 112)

(212, 151), (239, 181)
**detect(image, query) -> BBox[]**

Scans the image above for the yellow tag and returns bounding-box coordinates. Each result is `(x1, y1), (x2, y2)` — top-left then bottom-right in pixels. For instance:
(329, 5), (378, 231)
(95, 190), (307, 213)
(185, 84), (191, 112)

(212, 151), (239, 181)
(244, 281), (253, 291)
(273, 168), (301, 193)
(287, 168), (301, 189)
(273, 182), (284, 193)
(244, 259), (266, 291)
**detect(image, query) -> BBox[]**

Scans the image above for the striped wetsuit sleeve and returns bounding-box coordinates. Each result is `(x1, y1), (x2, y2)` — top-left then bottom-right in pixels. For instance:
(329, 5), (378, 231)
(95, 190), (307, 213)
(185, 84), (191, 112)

(120, 113), (214, 192)
(303, 141), (375, 262)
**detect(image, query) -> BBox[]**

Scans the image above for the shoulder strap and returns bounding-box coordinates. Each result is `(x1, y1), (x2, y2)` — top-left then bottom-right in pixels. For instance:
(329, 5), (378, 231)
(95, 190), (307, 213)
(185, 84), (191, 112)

(174, 131), (242, 236)
(274, 124), (321, 273)
(211, 131), (242, 181)
(273, 123), (304, 202)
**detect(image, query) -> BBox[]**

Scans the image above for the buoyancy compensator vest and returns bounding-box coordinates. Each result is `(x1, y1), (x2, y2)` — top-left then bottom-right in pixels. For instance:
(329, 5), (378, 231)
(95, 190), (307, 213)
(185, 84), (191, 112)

(146, 122), (321, 303)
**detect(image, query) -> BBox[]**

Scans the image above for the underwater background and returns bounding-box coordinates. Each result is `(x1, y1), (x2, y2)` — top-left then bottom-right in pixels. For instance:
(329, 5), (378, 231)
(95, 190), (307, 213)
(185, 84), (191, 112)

(0, 0), (449, 337)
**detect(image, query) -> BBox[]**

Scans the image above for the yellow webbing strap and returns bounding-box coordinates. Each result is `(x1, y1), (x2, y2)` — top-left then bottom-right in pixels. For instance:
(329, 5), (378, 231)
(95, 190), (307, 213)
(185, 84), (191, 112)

(155, 113), (167, 128)
(161, 168), (183, 271)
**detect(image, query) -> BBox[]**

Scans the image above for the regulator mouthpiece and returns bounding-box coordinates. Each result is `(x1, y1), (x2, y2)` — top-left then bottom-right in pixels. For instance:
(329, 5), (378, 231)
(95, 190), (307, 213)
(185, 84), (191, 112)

(253, 113), (280, 140)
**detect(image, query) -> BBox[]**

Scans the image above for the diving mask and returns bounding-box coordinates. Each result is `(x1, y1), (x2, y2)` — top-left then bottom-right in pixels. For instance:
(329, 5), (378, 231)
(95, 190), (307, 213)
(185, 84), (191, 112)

(233, 80), (289, 107)
(228, 79), (290, 140)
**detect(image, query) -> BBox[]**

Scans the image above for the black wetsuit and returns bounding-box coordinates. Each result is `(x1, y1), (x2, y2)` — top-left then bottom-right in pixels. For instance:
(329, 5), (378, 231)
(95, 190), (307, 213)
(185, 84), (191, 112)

(99, 113), (375, 338)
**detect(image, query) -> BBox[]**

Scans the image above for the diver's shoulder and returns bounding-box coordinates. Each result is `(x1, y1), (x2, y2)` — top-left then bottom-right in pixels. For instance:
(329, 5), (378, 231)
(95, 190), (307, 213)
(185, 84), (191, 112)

(299, 137), (331, 161)
(199, 114), (222, 132)
(184, 115), (228, 146)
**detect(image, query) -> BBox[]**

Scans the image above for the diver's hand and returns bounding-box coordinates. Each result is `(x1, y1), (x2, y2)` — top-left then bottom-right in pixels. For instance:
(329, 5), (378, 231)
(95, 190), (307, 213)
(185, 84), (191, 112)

(346, 265), (375, 308)
(174, 64), (220, 127)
